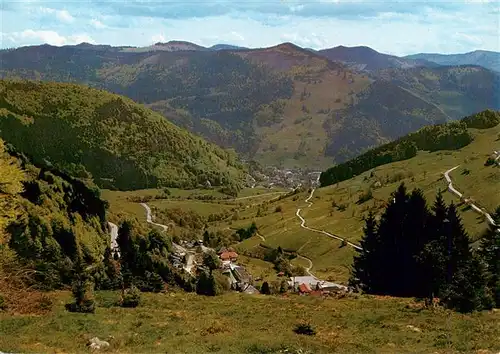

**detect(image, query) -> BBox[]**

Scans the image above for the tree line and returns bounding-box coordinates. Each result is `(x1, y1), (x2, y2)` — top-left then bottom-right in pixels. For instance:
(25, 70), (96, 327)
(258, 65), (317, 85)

(320, 110), (499, 187)
(351, 183), (500, 312)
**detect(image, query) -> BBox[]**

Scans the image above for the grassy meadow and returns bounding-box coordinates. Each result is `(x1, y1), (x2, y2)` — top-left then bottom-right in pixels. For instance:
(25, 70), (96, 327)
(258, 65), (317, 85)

(1, 290), (499, 354)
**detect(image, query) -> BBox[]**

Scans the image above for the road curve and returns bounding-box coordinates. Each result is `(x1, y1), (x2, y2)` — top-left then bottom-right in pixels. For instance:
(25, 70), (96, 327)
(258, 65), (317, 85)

(443, 165), (497, 227)
(140, 202), (168, 232)
(296, 189), (363, 251)
(296, 254), (314, 276)
(107, 221), (120, 257)
(139, 202), (195, 256)
(444, 165), (463, 198)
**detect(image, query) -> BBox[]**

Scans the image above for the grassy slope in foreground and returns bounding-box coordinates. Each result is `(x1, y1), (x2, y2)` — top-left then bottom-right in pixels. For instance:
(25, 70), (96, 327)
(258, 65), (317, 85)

(212, 112), (499, 282)
(0, 80), (244, 190)
(0, 290), (498, 354)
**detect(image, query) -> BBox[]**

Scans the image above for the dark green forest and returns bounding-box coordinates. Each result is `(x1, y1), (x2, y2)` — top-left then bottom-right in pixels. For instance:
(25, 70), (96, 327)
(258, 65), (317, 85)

(351, 183), (500, 312)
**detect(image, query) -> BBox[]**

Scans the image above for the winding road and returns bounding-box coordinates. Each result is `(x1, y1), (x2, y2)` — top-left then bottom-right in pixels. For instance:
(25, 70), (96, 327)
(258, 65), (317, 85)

(296, 254), (314, 276)
(140, 202), (168, 232)
(296, 188), (363, 251)
(107, 221), (120, 257)
(444, 165), (497, 228)
(139, 202), (196, 271)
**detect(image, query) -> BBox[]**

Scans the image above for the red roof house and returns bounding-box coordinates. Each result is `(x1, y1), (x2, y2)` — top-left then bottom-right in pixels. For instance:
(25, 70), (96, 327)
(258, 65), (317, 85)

(220, 251), (238, 261)
(298, 283), (311, 294)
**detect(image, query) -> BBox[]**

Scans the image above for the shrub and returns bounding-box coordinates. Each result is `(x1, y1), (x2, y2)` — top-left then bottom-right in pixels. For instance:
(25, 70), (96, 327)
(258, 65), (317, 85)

(485, 157), (496, 166)
(293, 323), (316, 336)
(275, 205), (283, 213)
(357, 189), (373, 204)
(65, 264), (96, 314)
(121, 286), (141, 308)
(337, 203), (348, 212)
(261, 281), (271, 295)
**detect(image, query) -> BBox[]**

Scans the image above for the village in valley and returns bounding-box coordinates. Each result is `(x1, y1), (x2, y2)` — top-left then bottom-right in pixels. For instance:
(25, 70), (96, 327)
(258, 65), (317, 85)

(168, 222), (350, 297)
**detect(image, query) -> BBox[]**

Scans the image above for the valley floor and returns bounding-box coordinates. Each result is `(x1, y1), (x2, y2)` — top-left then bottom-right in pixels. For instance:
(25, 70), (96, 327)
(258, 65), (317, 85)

(1, 291), (499, 354)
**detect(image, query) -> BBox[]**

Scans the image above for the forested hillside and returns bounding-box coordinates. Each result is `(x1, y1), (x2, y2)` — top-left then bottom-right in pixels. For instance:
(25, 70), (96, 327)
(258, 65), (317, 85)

(320, 110), (500, 186)
(1, 43), (499, 169)
(0, 80), (245, 190)
(0, 138), (109, 302)
(0, 140), (196, 311)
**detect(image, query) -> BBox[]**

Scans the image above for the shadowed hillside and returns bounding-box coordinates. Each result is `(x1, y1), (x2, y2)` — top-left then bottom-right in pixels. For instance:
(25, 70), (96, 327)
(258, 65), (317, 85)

(0, 80), (245, 190)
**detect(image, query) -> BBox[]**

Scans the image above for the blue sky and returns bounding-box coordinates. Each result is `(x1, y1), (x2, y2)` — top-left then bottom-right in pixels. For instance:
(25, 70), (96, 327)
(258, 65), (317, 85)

(1, 0), (499, 55)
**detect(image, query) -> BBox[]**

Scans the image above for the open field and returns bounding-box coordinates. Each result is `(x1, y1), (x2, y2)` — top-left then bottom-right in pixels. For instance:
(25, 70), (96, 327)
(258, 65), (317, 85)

(1, 290), (499, 354)
(101, 186), (288, 223)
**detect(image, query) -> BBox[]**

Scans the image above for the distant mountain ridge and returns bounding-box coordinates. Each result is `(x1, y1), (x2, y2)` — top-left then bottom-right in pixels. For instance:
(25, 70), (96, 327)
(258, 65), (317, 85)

(317, 45), (439, 71)
(0, 42), (499, 170)
(405, 50), (500, 73)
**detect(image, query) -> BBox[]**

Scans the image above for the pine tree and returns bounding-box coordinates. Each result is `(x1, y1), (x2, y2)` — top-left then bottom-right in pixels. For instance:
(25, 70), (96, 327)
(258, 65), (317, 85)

(400, 188), (430, 296)
(203, 251), (221, 273)
(65, 255), (96, 313)
(196, 270), (217, 296)
(439, 204), (492, 312)
(261, 281), (271, 295)
(102, 246), (121, 290)
(417, 191), (448, 302)
(349, 211), (382, 293)
(374, 183), (409, 295)
(479, 206), (500, 306)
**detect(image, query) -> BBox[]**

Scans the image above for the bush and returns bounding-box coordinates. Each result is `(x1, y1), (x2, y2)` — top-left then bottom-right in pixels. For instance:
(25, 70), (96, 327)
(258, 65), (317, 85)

(275, 205), (283, 213)
(65, 266), (96, 314)
(337, 203), (348, 212)
(293, 323), (316, 336)
(485, 157), (496, 166)
(357, 189), (373, 204)
(65, 300), (95, 313)
(121, 286), (141, 308)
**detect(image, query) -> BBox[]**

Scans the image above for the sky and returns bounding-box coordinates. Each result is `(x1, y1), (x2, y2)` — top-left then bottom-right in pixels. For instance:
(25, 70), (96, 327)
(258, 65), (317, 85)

(1, 0), (499, 55)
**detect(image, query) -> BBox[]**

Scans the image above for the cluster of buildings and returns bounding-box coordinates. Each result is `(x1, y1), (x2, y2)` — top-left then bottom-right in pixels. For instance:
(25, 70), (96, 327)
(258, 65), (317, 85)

(247, 167), (321, 189)
(288, 276), (349, 296)
(170, 241), (350, 297)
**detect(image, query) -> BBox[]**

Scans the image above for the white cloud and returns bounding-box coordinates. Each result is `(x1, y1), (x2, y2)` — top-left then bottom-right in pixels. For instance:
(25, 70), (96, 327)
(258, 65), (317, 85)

(56, 10), (74, 23)
(39, 7), (74, 23)
(69, 34), (95, 44)
(151, 34), (166, 43)
(230, 31), (244, 41)
(1, 1), (499, 54)
(90, 19), (107, 29)
(6, 29), (94, 46)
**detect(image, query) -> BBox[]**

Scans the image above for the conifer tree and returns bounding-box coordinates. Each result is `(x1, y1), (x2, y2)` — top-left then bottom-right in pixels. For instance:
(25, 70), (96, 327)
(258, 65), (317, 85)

(196, 270), (217, 296)
(65, 255), (96, 313)
(349, 211), (381, 292)
(439, 204), (492, 312)
(261, 281), (271, 295)
(374, 183), (409, 295)
(417, 191), (448, 302)
(400, 188), (430, 296)
(479, 207), (500, 306)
